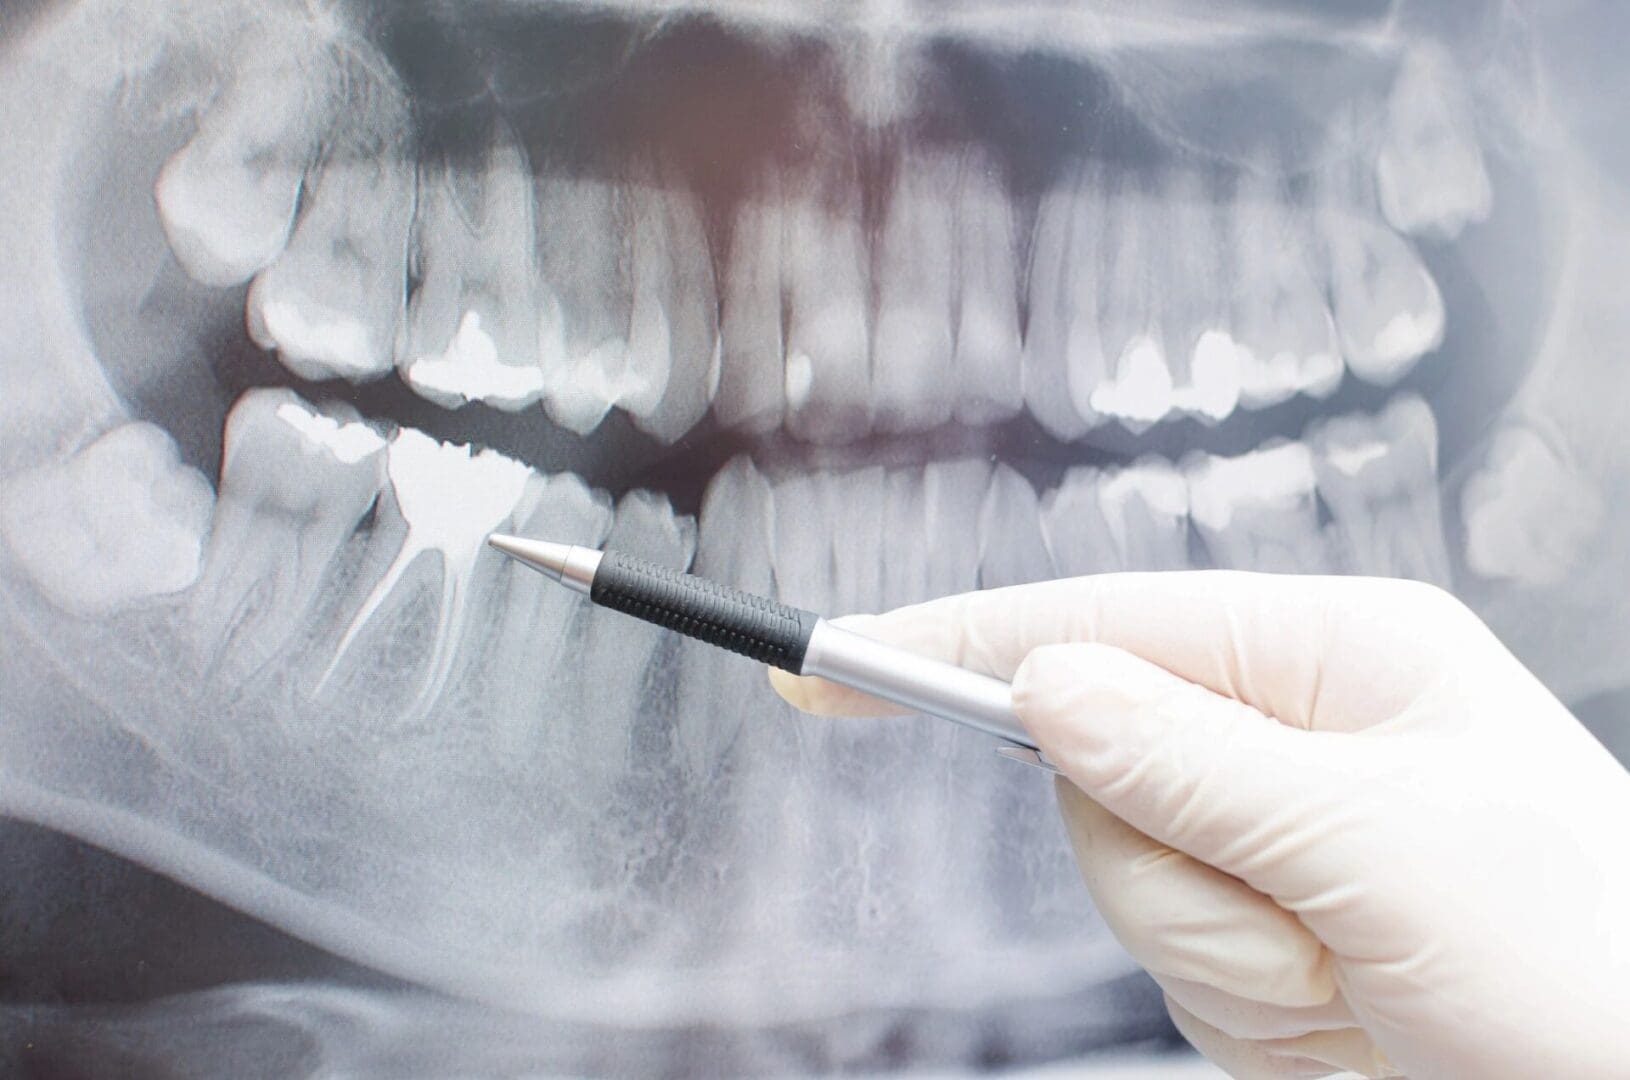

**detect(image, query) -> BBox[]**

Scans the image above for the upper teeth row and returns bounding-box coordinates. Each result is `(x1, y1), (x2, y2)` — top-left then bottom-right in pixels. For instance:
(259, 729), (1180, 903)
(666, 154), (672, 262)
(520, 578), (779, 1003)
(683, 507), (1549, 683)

(150, 26), (1487, 445)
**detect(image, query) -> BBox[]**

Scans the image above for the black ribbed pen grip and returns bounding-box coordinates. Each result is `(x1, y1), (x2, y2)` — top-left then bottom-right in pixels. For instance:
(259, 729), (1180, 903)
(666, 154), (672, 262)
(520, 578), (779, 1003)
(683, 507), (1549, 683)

(589, 550), (819, 672)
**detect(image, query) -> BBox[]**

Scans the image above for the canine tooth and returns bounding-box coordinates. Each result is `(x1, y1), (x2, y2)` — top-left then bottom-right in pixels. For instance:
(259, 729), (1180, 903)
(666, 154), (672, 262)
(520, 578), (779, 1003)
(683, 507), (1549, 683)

(1091, 183), (1174, 432)
(871, 149), (956, 434)
(187, 389), (386, 674)
(951, 154), (1023, 426)
(1322, 206), (1445, 386)
(1097, 456), (1191, 570)
(1376, 45), (1492, 240)
(569, 490), (696, 774)
(1230, 186), (1343, 409)
(154, 37), (329, 287)
(399, 134), (546, 411)
(717, 190), (785, 434)
(674, 457), (774, 778)
(625, 174), (718, 444)
(1039, 466), (1120, 575)
(246, 127), (415, 383)
(1461, 423), (1603, 587)
(0, 422), (212, 617)
(979, 464), (1052, 588)
(1183, 441), (1332, 572)
(782, 174), (873, 443)
(1308, 394), (1451, 586)
(1022, 174), (1099, 440)
(317, 430), (532, 716)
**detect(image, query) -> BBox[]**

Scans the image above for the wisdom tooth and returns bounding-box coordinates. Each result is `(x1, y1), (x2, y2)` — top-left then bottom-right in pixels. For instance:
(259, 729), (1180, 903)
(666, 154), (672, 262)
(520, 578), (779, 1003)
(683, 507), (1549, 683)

(1230, 186), (1343, 409)
(716, 188), (786, 434)
(1023, 174), (1099, 441)
(154, 37), (330, 288)
(1322, 206), (1445, 386)
(1039, 466), (1120, 576)
(1308, 394), (1452, 587)
(782, 173), (873, 443)
(317, 429), (532, 717)
(1097, 457), (1191, 571)
(1376, 45), (1492, 241)
(0, 422), (212, 618)
(1461, 423), (1604, 587)
(871, 149), (956, 434)
(951, 154), (1023, 426)
(187, 389), (386, 676)
(399, 133), (546, 411)
(246, 131), (416, 383)
(1184, 441), (1332, 572)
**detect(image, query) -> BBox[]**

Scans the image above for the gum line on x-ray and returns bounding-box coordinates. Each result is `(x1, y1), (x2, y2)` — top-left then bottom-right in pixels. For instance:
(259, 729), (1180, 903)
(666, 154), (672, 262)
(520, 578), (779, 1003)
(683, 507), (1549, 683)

(1, 0), (1628, 1073)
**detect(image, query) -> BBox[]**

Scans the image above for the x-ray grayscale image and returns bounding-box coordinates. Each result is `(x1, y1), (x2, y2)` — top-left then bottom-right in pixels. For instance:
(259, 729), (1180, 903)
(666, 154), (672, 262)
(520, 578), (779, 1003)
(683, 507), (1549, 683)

(1, 0), (1626, 1075)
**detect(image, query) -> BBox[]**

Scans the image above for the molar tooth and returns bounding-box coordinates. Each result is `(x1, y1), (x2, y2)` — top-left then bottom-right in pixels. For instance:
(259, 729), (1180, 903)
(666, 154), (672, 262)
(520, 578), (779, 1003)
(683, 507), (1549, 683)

(717, 187), (786, 434)
(316, 429), (532, 718)
(1308, 393), (1452, 586)
(1022, 171), (1100, 440)
(1376, 44), (1492, 241)
(871, 149), (956, 434)
(1183, 441), (1332, 573)
(1096, 456), (1191, 570)
(186, 389), (386, 677)
(782, 169), (873, 443)
(398, 130), (546, 411)
(0, 422), (212, 618)
(245, 111), (416, 384)
(1460, 422), (1604, 588)
(153, 29), (332, 288)
(1229, 182), (1343, 409)
(1039, 466), (1119, 576)
(951, 153), (1023, 426)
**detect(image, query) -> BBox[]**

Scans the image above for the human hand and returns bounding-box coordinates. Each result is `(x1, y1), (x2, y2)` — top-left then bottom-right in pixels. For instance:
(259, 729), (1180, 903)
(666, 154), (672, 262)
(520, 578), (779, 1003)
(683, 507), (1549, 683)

(769, 573), (1630, 1079)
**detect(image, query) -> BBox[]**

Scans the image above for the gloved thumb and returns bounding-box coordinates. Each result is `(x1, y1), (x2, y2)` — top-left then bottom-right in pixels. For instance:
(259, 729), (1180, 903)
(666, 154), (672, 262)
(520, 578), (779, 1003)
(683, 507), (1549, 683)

(1015, 641), (1349, 892)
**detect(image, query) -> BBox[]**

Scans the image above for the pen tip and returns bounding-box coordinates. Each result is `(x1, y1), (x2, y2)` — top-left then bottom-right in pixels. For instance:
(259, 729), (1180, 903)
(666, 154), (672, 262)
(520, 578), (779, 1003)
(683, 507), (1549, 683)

(485, 533), (574, 581)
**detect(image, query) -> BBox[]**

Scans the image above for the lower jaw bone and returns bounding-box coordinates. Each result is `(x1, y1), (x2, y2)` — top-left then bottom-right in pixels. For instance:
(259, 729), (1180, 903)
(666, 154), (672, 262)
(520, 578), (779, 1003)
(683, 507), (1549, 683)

(186, 389), (386, 678)
(1, 421), (213, 618)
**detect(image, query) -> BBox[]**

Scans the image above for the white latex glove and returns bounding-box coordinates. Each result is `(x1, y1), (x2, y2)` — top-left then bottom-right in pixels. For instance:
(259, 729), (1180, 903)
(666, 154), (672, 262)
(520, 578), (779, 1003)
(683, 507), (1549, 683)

(769, 572), (1630, 1079)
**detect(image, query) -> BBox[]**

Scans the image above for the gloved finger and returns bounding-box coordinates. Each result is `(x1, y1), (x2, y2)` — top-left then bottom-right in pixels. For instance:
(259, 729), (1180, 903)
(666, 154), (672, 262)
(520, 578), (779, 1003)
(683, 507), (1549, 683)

(1168, 997), (1400, 1079)
(1156, 975), (1359, 1041)
(1056, 779), (1337, 1008)
(1019, 642), (1359, 896)
(769, 571), (1468, 730)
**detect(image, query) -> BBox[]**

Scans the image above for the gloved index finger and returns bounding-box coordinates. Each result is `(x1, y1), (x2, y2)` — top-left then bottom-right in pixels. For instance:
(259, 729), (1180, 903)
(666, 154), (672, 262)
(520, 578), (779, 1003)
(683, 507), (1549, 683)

(770, 571), (1457, 731)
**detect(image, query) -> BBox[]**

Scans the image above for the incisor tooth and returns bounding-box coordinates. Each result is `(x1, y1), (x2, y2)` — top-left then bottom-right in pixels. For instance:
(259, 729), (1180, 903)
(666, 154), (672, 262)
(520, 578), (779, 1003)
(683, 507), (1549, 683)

(871, 150), (956, 434)
(951, 154), (1023, 426)
(717, 191), (786, 434)
(782, 176), (873, 443)
(1023, 175), (1099, 440)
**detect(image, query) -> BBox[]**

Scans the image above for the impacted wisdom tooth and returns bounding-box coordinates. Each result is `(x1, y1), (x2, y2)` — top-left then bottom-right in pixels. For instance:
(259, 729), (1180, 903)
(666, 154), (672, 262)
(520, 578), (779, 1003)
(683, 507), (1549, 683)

(187, 389), (386, 677)
(1376, 44), (1493, 241)
(1, 422), (213, 618)
(1461, 423), (1604, 588)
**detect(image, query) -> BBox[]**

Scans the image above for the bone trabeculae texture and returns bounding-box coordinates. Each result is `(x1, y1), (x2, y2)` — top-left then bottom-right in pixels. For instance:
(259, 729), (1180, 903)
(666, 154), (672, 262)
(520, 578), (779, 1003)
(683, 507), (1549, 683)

(590, 548), (818, 672)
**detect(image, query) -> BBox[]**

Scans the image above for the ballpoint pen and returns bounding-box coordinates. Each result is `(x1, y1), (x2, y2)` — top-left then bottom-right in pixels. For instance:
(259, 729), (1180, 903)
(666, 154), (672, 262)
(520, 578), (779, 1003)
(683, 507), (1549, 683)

(486, 534), (1058, 773)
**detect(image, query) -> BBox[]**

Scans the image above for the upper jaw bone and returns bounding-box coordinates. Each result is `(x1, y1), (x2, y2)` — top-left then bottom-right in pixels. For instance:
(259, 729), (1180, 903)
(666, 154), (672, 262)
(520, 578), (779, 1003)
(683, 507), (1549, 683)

(186, 388), (387, 677)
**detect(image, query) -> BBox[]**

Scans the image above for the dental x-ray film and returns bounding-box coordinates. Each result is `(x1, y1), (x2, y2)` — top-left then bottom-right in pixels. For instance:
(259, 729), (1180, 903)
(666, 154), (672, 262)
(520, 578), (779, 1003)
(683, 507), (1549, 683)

(1, 0), (1626, 1075)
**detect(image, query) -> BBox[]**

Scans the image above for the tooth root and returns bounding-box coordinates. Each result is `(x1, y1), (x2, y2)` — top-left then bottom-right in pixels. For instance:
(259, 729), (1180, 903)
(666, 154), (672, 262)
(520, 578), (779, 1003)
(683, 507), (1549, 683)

(871, 149), (956, 435)
(979, 464), (1052, 589)
(399, 130), (545, 412)
(1461, 423), (1605, 588)
(188, 389), (386, 674)
(1308, 393), (1452, 586)
(1023, 173), (1099, 440)
(1096, 456), (1192, 571)
(154, 36), (331, 288)
(1090, 183), (1175, 433)
(951, 154), (1022, 426)
(717, 190), (786, 434)
(1376, 44), (1492, 240)
(625, 174), (717, 444)
(782, 174), (873, 444)
(1039, 465), (1119, 576)
(0, 422), (213, 618)
(1183, 441), (1332, 573)
(246, 117), (416, 384)
(317, 430), (532, 717)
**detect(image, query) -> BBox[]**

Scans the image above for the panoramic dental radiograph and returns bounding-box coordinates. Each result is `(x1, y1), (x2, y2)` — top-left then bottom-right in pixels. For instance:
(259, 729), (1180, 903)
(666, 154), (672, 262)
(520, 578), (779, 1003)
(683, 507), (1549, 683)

(1, 0), (1626, 1075)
